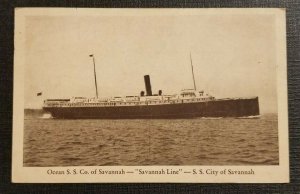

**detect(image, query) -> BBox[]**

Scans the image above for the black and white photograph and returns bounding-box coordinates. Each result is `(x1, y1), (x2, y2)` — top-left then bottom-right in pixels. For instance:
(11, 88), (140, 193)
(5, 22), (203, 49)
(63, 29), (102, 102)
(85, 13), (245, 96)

(12, 8), (289, 183)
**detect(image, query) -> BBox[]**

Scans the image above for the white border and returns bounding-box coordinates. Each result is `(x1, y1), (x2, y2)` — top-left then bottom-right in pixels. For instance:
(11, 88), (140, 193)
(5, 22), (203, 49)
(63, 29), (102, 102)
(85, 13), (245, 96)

(12, 8), (289, 183)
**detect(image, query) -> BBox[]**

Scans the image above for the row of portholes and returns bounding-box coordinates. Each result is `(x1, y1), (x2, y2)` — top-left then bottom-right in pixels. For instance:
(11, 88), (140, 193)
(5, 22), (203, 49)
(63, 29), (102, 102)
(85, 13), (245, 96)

(48, 98), (210, 107)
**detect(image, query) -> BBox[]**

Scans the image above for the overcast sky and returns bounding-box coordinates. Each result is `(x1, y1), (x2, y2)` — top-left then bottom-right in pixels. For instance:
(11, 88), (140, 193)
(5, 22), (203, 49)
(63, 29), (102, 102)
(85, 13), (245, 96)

(22, 9), (279, 113)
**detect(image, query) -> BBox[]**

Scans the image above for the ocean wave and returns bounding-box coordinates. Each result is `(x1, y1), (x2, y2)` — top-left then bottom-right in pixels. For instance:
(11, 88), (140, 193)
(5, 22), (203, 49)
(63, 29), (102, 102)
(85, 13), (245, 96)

(200, 117), (223, 119)
(39, 113), (53, 119)
(236, 115), (261, 119)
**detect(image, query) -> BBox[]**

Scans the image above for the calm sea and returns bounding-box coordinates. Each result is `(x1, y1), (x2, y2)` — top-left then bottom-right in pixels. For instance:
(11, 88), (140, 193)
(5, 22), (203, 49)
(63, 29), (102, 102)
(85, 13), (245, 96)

(24, 113), (279, 166)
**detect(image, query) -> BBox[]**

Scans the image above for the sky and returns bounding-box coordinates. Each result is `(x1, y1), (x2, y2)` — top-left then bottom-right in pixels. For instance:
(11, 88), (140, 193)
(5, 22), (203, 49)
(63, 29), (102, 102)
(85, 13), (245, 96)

(22, 9), (279, 113)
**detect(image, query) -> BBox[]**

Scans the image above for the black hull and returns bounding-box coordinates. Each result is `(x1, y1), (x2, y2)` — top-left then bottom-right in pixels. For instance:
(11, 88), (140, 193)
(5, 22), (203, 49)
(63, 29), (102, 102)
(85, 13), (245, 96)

(43, 97), (259, 119)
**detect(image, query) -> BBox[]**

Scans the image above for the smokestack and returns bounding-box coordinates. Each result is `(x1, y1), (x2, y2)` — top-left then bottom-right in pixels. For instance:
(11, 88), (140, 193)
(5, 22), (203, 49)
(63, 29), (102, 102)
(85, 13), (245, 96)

(144, 75), (152, 96)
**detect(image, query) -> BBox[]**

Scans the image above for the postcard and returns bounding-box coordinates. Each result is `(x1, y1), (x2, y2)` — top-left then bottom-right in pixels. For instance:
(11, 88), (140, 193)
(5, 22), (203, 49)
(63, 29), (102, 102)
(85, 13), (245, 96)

(12, 8), (289, 183)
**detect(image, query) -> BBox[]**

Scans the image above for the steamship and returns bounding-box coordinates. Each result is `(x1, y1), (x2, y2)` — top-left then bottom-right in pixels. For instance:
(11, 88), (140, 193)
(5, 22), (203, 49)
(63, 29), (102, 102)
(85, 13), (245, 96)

(42, 55), (260, 119)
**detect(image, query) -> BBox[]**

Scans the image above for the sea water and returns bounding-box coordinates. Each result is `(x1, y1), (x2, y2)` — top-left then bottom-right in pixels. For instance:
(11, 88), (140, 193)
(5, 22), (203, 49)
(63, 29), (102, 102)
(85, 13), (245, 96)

(24, 113), (278, 166)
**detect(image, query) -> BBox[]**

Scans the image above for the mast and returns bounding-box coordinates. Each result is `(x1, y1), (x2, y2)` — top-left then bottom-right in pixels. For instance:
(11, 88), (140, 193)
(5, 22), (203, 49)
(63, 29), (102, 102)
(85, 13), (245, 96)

(89, 54), (98, 98)
(190, 52), (197, 91)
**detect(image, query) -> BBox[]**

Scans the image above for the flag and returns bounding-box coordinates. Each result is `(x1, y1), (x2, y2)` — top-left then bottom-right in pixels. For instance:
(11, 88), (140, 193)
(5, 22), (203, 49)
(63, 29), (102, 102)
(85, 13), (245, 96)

(37, 92), (42, 96)
(89, 54), (93, 57)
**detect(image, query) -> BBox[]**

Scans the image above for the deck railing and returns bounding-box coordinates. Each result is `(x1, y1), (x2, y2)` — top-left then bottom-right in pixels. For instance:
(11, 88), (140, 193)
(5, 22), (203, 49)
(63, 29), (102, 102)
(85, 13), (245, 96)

(43, 97), (215, 108)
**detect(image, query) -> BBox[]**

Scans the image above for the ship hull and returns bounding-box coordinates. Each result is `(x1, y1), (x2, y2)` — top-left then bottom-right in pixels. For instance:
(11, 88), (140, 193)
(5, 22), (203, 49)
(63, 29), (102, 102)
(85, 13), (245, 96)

(43, 97), (259, 119)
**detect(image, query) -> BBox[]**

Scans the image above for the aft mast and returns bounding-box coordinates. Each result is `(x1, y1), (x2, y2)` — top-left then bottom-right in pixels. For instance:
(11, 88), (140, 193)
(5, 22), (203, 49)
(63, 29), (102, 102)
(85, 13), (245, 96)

(190, 52), (197, 91)
(89, 54), (99, 98)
